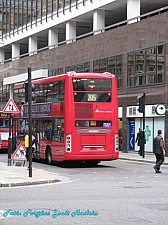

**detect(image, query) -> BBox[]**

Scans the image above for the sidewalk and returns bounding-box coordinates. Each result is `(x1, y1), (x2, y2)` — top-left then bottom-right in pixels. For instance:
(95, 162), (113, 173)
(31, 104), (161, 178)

(119, 151), (168, 165)
(0, 161), (62, 188)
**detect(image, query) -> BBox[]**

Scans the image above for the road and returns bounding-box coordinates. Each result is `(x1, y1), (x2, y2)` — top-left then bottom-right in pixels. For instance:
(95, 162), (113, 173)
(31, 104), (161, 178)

(0, 153), (168, 225)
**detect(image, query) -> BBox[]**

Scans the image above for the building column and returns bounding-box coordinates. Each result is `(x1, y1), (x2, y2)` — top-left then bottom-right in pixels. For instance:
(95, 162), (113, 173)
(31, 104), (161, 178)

(93, 9), (105, 35)
(9, 84), (14, 99)
(0, 48), (4, 64)
(66, 21), (76, 44)
(29, 36), (37, 56)
(48, 28), (58, 49)
(12, 43), (20, 61)
(127, 0), (140, 24)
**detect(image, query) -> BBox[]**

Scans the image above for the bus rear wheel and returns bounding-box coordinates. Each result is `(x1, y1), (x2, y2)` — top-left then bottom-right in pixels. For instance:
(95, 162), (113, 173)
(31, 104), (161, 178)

(46, 148), (52, 165)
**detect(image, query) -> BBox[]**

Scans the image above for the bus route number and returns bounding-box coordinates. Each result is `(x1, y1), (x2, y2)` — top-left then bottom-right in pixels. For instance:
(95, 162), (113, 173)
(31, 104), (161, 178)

(88, 94), (97, 102)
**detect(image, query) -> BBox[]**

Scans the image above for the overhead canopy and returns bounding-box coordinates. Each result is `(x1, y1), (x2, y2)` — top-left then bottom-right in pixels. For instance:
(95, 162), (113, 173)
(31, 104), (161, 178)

(3, 69), (48, 85)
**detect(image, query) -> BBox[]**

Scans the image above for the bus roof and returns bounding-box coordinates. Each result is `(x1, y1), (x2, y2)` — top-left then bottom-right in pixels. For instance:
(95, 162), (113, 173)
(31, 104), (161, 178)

(14, 72), (115, 89)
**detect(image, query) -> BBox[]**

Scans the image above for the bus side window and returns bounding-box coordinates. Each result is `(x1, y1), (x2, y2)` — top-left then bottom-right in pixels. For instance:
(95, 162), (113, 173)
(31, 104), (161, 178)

(52, 118), (64, 142)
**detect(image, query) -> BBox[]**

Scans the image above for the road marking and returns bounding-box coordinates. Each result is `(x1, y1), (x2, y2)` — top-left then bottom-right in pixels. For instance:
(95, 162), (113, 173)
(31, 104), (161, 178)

(93, 178), (98, 180)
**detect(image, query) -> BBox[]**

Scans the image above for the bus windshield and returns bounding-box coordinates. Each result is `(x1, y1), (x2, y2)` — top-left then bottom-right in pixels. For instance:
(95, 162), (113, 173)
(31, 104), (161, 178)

(73, 78), (112, 102)
(73, 78), (111, 91)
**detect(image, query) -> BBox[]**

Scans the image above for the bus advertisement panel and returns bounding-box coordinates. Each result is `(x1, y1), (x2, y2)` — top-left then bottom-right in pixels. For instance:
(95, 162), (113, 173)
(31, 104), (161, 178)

(14, 72), (119, 165)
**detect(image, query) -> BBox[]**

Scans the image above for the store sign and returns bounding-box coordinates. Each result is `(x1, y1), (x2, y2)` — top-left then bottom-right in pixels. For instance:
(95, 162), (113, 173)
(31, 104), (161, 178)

(22, 103), (52, 117)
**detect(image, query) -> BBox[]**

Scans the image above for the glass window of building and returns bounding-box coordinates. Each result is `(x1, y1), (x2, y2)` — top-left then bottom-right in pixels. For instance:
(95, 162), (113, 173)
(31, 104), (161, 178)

(127, 52), (134, 87)
(116, 55), (122, 88)
(0, 83), (9, 103)
(127, 44), (165, 87)
(65, 62), (90, 73)
(107, 56), (115, 74)
(93, 60), (99, 72)
(84, 62), (90, 72)
(156, 45), (165, 83)
(93, 55), (122, 89)
(135, 50), (144, 74)
(48, 68), (63, 77)
(146, 47), (156, 73)
(99, 58), (107, 72)
(77, 64), (84, 72)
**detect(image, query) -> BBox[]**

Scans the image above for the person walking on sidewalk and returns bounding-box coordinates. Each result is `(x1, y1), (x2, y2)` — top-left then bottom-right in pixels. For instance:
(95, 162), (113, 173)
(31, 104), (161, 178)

(153, 130), (165, 173)
(135, 128), (145, 156)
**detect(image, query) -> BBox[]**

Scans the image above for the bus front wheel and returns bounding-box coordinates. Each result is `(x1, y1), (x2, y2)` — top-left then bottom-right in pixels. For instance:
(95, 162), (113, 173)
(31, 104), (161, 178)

(46, 148), (52, 165)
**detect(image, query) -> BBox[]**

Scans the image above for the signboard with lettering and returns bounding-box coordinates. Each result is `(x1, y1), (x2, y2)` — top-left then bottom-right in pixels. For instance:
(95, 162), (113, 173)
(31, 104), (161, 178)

(22, 103), (52, 117)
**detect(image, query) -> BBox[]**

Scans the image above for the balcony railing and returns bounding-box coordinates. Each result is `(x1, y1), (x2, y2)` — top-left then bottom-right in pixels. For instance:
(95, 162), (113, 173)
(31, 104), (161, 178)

(0, 4), (168, 64)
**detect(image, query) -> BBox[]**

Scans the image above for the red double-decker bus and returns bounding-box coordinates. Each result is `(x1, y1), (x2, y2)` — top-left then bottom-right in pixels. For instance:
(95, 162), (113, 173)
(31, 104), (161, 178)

(14, 72), (119, 165)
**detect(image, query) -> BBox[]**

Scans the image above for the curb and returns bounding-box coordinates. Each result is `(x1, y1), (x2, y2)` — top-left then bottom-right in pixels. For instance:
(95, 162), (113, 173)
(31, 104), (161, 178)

(119, 157), (168, 166)
(0, 178), (60, 188)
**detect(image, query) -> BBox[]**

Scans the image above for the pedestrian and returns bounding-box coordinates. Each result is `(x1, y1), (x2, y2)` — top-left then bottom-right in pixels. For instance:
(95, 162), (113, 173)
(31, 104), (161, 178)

(134, 128), (145, 156)
(45, 123), (53, 140)
(153, 130), (165, 173)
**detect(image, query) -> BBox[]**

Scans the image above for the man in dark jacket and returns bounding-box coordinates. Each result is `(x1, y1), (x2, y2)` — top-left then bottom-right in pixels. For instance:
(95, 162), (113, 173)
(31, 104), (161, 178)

(135, 128), (145, 156)
(153, 130), (165, 173)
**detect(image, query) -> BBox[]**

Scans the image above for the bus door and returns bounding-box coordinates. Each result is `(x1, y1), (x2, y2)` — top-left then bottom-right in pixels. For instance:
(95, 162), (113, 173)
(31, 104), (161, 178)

(32, 119), (41, 158)
(51, 118), (65, 161)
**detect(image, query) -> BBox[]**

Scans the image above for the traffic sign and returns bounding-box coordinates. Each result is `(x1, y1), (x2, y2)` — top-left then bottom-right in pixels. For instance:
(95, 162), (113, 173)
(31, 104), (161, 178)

(3, 98), (19, 114)
(12, 143), (27, 161)
(155, 104), (167, 115)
